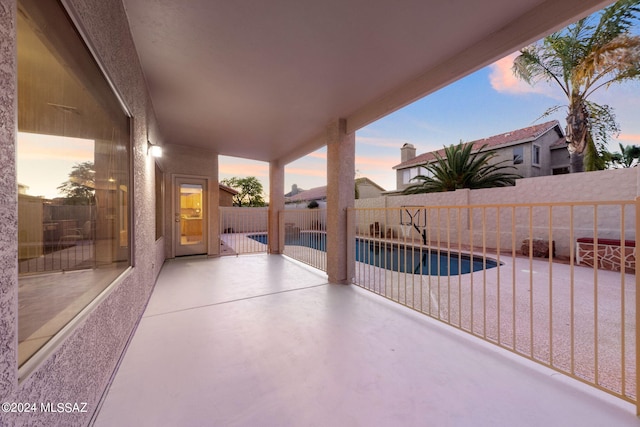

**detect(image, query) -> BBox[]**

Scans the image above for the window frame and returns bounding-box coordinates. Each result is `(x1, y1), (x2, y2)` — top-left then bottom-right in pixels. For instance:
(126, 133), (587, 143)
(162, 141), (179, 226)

(155, 162), (165, 241)
(513, 146), (524, 165)
(17, 0), (134, 378)
(532, 144), (541, 166)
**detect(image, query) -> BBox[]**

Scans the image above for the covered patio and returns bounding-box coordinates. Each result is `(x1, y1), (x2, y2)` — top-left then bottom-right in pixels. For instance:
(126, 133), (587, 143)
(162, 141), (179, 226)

(94, 255), (638, 426)
(3, 1), (636, 426)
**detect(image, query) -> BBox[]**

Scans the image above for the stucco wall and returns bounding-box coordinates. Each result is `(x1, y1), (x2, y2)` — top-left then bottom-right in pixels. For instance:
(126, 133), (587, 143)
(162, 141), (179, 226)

(1, 0), (164, 425)
(159, 144), (219, 258)
(551, 145), (570, 170)
(0, 0), (18, 403)
(489, 135), (560, 179)
(355, 168), (637, 257)
(219, 189), (235, 207)
(357, 181), (385, 199)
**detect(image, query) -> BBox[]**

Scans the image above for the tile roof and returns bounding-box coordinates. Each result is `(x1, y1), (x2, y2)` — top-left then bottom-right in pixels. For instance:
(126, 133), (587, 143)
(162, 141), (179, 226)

(355, 177), (386, 192)
(550, 137), (569, 148)
(286, 185), (327, 202)
(393, 120), (563, 169)
(286, 178), (386, 202)
(219, 183), (239, 195)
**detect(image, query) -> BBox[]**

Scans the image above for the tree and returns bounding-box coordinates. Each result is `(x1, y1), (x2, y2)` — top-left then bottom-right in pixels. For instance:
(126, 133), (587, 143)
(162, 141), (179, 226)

(609, 143), (640, 167)
(512, 0), (640, 173)
(221, 176), (266, 207)
(402, 142), (521, 194)
(57, 161), (95, 205)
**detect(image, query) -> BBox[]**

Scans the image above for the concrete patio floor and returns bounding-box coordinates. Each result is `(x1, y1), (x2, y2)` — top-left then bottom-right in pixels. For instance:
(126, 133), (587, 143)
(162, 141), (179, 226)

(93, 254), (640, 426)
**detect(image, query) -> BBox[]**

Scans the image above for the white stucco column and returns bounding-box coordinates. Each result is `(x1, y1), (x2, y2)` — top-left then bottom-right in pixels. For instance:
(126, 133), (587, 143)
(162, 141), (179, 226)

(211, 154), (220, 256)
(326, 118), (355, 284)
(269, 160), (285, 254)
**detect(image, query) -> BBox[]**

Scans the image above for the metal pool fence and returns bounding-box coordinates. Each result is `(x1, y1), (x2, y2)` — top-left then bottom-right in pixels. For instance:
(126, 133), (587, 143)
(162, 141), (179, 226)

(219, 207), (268, 254)
(351, 200), (637, 405)
(218, 200), (638, 407)
(281, 208), (327, 272)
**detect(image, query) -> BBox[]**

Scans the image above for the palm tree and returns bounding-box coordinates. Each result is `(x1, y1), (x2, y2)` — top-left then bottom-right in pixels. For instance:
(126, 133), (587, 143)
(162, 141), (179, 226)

(609, 142), (640, 167)
(512, 0), (640, 173)
(403, 142), (521, 194)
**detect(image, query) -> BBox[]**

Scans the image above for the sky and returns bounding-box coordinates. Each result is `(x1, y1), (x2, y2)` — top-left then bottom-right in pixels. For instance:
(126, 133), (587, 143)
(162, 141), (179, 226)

(17, 133), (94, 199)
(219, 49), (640, 198)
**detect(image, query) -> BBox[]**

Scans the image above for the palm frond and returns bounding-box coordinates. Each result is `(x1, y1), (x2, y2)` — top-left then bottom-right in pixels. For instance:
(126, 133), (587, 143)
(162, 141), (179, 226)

(511, 0), (640, 161)
(403, 142), (521, 194)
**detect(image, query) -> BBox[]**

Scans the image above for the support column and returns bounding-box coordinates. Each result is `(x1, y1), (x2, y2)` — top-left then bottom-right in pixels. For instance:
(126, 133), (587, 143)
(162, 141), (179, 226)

(268, 160), (285, 254)
(326, 119), (355, 284)
(211, 154), (220, 256)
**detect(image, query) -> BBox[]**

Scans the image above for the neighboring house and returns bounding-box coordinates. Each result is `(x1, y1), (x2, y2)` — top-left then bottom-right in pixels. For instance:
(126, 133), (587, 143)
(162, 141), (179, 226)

(286, 178), (386, 205)
(285, 184), (305, 198)
(391, 120), (569, 192)
(286, 185), (328, 204)
(219, 184), (239, 207)
(355, 177), (386, 199)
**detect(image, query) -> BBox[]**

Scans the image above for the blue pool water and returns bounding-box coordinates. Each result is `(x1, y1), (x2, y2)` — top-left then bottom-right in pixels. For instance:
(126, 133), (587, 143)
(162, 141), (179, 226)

(248, 233), (498, 275)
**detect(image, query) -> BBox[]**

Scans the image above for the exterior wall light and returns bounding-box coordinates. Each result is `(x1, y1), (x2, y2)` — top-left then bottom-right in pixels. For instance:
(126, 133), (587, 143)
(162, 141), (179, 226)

(148, 141), (163, 158)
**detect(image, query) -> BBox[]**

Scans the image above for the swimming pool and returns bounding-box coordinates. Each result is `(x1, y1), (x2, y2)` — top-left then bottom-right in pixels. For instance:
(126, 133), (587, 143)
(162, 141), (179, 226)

(248, 233), (498, 275)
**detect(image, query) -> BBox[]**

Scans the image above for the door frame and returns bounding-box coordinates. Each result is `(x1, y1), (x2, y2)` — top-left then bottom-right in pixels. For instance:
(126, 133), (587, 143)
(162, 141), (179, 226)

(172, 174), (209, 257)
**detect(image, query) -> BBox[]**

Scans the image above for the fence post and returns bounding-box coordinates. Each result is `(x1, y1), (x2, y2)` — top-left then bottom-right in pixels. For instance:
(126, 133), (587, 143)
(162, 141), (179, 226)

(278, 210), (285, 254)
(347, 208), (355, 284)
(636, 196), (640, 415)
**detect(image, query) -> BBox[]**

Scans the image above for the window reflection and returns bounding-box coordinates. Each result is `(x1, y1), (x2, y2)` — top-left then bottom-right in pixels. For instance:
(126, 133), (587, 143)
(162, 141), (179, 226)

(513, 146), (524, 165)
(17, 0), (131, 366)
(180, 184), (203, 246)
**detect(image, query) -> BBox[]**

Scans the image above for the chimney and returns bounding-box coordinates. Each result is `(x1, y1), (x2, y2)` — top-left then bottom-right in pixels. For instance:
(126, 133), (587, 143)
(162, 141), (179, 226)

(291, 184), (298, 195)
(401, 143), (416, 163)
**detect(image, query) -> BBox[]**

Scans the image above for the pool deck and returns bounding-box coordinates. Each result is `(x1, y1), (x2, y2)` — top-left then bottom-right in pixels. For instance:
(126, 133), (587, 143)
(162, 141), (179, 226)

(93, 254), (640, 426)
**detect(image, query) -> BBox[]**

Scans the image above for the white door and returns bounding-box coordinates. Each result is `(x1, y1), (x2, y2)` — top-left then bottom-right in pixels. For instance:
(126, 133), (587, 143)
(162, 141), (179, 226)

(174, 177), (208, 256)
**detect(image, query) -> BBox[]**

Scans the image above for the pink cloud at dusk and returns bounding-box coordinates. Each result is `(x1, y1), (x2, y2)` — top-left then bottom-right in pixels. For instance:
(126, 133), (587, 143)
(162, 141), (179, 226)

(18, 132), (93, 162)
(489, 53), (558, 98)
(618, 134), (640, 143)
(355, 155), (397, 169)
(17, 133), (94, 199)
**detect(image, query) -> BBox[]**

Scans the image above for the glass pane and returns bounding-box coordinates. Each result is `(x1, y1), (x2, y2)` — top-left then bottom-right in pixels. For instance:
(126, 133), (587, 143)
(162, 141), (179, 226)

(532, 145), (541, 165)
(513, 146), (524, 164)
(17, 0), (131, 366)
(180, 184), (204, 246)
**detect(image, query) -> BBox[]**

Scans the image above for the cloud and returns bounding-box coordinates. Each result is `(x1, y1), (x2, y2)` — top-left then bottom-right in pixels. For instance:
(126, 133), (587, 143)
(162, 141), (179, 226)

(18, 132), (93, 162)
(617, 133), (640, 143)
(489, 53), (559, 98)
(19, 147), (93, 162)
(355, 155), (398, 169)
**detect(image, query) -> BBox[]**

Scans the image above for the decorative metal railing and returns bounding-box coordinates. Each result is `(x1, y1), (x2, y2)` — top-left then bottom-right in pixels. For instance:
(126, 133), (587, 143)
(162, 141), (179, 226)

(281, 208), (327, 272)
(219, 207), (269, 254)
(350, 200), (637, 405)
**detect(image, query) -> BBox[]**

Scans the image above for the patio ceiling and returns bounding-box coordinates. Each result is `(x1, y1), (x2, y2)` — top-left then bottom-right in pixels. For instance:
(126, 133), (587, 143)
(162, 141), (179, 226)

(122, 0), (612, 164)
